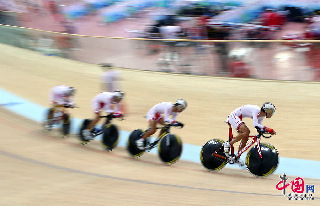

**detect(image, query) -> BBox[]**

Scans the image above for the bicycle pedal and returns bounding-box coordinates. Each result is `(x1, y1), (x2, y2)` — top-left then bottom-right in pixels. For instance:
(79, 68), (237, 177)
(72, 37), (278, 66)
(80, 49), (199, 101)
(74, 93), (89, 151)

(91, 132), (100, 136)
(227, 156), (236, 164)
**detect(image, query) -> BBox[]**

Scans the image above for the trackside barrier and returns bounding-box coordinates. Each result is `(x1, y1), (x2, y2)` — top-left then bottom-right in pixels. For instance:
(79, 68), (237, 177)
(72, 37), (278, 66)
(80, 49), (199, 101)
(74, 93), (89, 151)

(1, 23), (320, 81)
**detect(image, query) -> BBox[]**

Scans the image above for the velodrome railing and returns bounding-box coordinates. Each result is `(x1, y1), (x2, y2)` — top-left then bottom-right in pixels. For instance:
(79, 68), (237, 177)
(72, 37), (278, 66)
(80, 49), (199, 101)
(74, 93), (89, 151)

(1, 22), (320, 81)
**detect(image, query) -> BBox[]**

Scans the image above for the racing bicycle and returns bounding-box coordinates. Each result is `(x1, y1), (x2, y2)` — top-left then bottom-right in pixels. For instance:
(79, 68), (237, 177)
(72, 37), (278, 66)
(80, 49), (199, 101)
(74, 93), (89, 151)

(43, 105), (75, 137)
(79, 114), (123, 151)
(200, 121), (279, 177)
(127, 123), (184, 165)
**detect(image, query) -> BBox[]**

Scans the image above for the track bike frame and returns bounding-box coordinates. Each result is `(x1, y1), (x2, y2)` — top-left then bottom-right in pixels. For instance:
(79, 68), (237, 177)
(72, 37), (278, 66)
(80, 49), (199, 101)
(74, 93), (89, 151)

(45, 107), (72, 128)
(89, 114), (123, 138)
(213, 121), (270, 162)
(143, 124), (182, 151)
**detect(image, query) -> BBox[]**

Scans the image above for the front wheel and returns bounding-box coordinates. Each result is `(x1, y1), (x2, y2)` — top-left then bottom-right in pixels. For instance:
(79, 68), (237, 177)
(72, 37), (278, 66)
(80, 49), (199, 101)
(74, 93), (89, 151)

(200, 139), (227, 171)
(127, 129), (145, 158)
(79, 119), (92, 144)
(246, 143), (279, 177)
(101, 124), (119, 151)
(158, 134), (183, 165)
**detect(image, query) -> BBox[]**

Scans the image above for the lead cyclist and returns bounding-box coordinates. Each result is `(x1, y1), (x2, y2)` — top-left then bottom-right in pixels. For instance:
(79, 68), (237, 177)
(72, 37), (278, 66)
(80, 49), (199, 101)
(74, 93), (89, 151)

(223, 102), (277, 162)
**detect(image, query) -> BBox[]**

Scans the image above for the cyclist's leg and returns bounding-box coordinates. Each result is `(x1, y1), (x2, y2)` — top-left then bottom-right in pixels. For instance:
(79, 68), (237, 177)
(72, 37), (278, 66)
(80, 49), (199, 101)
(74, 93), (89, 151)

(45, 107), (55, 130)
(157, 118), (167, 136)
(86, 112), (101, 131)
(136, 112), (163, 149)
(230, 124), (250, 151)
(48, 107), (55, 119)
(224, 114), (248, 153)
(237, 130), (249, 152)
(136, 120), (157, 150)
(85, 101), (103, 132)
(83, 111), (101, 139)
(140, 120), (157, 140)
(49, 101), (61, 118)
(61, 107), (70, 124)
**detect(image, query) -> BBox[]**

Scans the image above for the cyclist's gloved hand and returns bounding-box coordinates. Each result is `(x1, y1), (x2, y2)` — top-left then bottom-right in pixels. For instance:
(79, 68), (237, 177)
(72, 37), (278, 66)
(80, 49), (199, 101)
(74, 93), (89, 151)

(64, 104), (74, 108)
(255, 126), (262, 132)
(266, 128), (276, 135)
(172, 121), (184, 128)
(113, 113), (124, 118)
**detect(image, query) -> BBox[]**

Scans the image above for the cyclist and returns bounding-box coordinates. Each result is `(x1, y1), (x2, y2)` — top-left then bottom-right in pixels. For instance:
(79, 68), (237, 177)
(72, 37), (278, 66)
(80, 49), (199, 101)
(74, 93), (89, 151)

(46, 85), (76, 130)
(135, 99), (187, 150)
(100, 63), (122, 92)
(82, 90), (124, 140)
(100, 63), (128, 115)
(223, 102), (276, 160)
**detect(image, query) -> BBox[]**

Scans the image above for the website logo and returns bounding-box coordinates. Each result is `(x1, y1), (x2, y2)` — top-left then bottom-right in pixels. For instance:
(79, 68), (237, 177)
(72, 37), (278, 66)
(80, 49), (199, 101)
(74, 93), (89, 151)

(276, 173), (315, 200)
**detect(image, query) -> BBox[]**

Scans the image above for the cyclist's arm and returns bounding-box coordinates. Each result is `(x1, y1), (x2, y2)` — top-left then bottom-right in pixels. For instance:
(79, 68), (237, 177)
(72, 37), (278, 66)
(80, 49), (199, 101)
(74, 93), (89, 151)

(105, 103), (122, 114)
(163, 109), (174, 124)
(104, 103), (114, 113)
(171, 113), (178, 122)
(113, 103), (121, 113)
(252, 112), (265, 130)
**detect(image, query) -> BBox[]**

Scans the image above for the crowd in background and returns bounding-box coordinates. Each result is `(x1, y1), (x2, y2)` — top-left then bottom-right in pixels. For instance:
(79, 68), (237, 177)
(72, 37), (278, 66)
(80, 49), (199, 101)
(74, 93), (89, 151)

(2, 0), (320, 80)
(2, 1), (320, 41)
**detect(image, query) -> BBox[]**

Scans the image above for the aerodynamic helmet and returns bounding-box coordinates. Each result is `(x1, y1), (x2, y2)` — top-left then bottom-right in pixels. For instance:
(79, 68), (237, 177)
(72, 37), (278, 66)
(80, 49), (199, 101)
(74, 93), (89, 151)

(66, 87), (75, 96)
(174, 99), (187, 111)
(261, 102), (276, 115)
(113, 90), (124, 101)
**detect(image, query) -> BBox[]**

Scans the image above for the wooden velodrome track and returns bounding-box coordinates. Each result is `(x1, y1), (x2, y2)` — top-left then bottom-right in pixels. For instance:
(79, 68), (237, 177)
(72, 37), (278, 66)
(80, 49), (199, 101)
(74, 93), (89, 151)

(0, 43), (319, 205)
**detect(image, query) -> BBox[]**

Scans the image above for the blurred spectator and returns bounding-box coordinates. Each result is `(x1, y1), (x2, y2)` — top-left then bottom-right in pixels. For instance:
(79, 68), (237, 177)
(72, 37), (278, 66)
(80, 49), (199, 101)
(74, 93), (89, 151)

(100, 63), (127, 114)
(213, 25), (231, 73)
(260, 9), (285, 29)
(61, 20), (79, 49)
(159, 22), (183, 63)
(46, 0), (64, 23)
(62, 21), (77, 34)
(284, 6), (304, 22)
(100, 63), (122, 92)
(144, 24), (162, 55)
(53, 31), (74, 57)
(187, 16), (208, 40)
(306, 17), (320, 39)
(305, 43), (320, 81)
(228, 56), (251, 78)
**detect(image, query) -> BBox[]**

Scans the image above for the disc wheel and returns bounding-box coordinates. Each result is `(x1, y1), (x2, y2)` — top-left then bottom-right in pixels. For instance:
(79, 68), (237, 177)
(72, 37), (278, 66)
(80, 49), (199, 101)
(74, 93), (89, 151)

(79, 119), (92, 144)
(246, 143), (279, 177)
(127, 129), (145, 157)
(158, 134), (183, 165)
(200, 139), (227, 171)
(101, 124), (119, 151)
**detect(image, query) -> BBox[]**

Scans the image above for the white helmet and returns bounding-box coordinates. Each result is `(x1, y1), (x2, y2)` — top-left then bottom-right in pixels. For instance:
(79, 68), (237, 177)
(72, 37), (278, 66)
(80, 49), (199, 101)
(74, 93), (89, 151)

(113, 90), (124, 101)
(66, 87), (75, 96)
(261, 102), (276, 115)
(174, 99), (187, 111)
